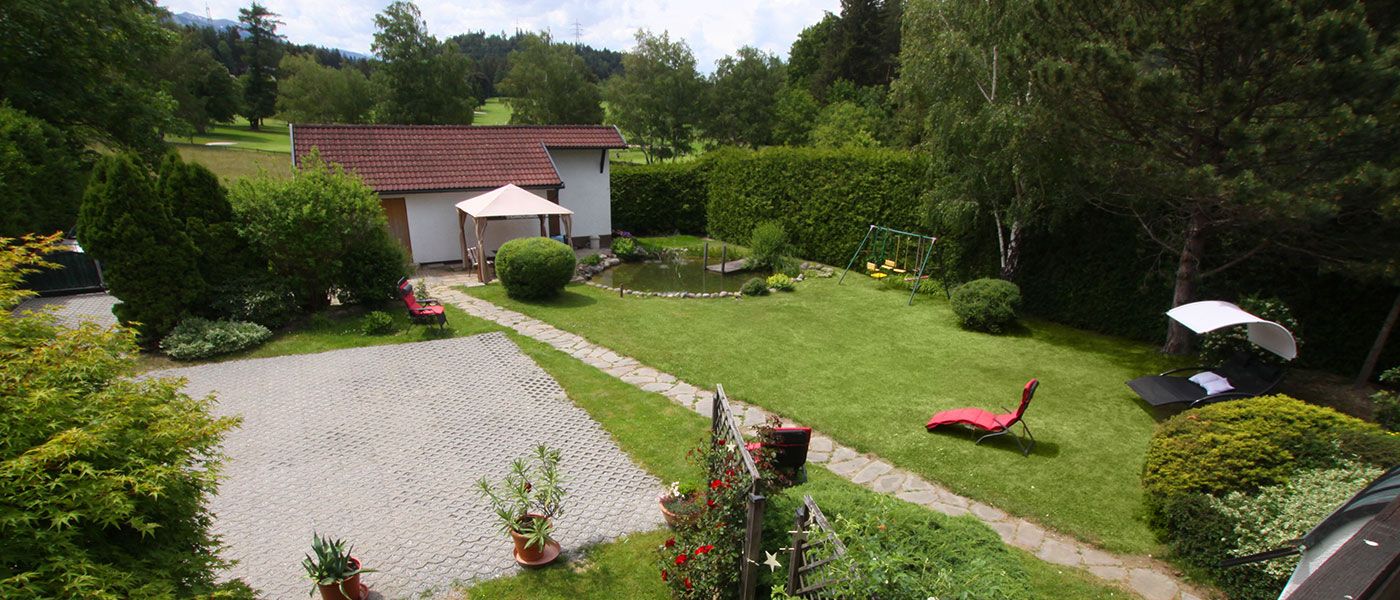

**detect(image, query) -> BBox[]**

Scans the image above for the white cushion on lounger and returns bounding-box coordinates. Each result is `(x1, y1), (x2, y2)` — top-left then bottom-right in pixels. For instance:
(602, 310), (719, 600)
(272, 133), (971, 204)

(1189, 371), (1224, 386)
(1200, 377), (1235, 395)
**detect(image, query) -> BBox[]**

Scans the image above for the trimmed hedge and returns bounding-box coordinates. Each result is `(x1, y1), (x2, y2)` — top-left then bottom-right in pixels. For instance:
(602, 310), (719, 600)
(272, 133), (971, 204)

(160, 318), (272, 360)
(705, 147), (928, 266)
(495, 237), (577, 300)
(611, 162), (708, 235)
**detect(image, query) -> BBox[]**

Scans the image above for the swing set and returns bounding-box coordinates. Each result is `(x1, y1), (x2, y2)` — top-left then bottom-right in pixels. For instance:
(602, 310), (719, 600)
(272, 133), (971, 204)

(839, 224), (939, 305)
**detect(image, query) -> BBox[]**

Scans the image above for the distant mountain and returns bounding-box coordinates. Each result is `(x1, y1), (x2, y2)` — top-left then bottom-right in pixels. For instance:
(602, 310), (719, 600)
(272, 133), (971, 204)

(167, 11), (372, 61)
(169, 11), (242, 33)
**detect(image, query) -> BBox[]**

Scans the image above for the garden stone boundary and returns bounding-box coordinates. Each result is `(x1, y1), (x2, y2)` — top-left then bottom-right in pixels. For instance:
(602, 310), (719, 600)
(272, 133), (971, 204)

(428, 277), (1208, 600)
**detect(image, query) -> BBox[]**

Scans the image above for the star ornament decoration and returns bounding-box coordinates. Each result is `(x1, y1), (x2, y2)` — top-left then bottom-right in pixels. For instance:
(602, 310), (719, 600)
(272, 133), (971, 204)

(763, 551), (782, 572)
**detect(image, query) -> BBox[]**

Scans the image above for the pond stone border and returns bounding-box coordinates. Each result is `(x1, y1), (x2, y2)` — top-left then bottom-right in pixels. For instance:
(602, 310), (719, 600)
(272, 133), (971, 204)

(425, 279), (1207, 600)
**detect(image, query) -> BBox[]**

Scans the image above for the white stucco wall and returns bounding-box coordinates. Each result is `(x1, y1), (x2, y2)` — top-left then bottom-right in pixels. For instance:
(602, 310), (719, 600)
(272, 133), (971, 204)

(397, 189), (549, 264)
(550, 148), (611, 238)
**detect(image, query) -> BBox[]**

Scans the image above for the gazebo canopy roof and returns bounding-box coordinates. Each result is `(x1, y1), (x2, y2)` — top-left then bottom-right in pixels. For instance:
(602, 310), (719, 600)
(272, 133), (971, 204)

(454, 184), (573, 219)
(1166, 300), (1298, 360)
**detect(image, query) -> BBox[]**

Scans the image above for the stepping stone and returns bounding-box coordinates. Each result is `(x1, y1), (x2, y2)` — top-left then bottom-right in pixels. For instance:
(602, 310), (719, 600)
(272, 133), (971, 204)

(1079, 547), (1122, 567)
(807, 451), (830, 464)
(871, 472), (906, 493)
(827, 458), (869, 478)
(809, 436), (834, 453)
(1036, 538), (1081, 567)
(900, 477), (933, 493)
(1013, 522), (1046, 550)
(970, 502), (1008, 522)
(830, 447), (859, 463)
(1127, 568), (1179, 600)
(851, 460), (892, 485)
(988, 521), (1017, 545)
(1087, 565), (1127, 582)
(895, 490), (937, 506)
(930, 502), (969, 517)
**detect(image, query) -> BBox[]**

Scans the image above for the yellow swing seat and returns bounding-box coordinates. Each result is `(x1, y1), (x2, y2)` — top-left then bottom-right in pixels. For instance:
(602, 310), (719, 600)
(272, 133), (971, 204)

(865, 262), (888, 279)
(883, 259), (907, 274)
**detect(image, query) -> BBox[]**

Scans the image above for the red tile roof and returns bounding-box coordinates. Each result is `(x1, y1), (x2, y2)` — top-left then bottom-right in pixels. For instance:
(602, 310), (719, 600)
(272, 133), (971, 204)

(290, 124), (627, 193)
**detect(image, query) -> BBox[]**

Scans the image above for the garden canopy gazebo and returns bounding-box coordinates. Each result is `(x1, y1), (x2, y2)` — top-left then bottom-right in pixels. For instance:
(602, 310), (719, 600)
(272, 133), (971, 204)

(455, 184), (573, 283)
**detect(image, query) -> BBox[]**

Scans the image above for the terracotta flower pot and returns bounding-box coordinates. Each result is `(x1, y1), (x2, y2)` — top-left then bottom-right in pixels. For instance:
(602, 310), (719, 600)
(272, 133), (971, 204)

(316, 557), (367, 600)
(511, 514), (552, 563)
(659, 494), (700, 529)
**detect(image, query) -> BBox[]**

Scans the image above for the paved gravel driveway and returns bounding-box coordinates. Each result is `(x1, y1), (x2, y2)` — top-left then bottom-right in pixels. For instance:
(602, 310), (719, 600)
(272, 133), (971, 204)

(15, 292), (118, 328)
(153, 333), (663, 599)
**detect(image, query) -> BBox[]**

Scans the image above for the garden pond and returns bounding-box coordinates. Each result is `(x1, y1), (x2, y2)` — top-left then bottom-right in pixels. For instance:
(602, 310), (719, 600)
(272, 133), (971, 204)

(594, 255), (769, 294)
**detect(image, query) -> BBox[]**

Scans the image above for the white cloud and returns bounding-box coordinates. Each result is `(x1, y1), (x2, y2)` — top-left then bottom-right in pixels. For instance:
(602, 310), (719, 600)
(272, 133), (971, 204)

(158, 0), (838, 71)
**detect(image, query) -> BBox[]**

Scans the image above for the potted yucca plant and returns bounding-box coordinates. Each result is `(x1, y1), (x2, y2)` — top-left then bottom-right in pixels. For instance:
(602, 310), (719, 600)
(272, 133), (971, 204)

(476, 445), (567, 566)
(302, 534), (375, 600)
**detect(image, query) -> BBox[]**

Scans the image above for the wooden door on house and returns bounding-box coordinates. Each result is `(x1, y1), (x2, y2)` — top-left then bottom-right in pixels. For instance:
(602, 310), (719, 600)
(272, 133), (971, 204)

(546, 189), (562, 239)
(380, 197), (413, 258)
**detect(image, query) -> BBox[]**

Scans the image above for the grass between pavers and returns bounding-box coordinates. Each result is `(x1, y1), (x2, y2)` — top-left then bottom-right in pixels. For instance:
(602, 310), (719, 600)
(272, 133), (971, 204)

(169, 304), (1128, 598)
(164, 117), (292, 153)
(465, 274), (1178, 555)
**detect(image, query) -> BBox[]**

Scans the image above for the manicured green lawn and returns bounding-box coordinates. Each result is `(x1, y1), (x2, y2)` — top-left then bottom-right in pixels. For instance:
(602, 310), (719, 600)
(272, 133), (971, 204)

(466, 274), (1177, 555)
(165, 117), (292, 153)
(475, 98), (513, 125)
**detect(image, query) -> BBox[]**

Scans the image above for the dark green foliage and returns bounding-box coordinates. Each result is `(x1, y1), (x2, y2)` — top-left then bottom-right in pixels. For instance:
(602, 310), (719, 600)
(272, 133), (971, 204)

(741, 278), (769, 296)
(0, 106), (86, 237)
(1374, 391), (1400, 432)
(610, 162), (709, 234)
(276, 54), (374, 124)
(229, 153), (408, 310)
(704, 147), (927, 266)
(746, 221), (789, 271)
(209, 274), (298, 328)
(0, 0), (176, 156)
(581, 253), (604, 267)
(158, 29), (240, 135)
(495, 237), (577, 300)
(772, 85), (821, 146)
(372, 2), (478, 124)
(610, 237), (640, 261)
(238, 3), (283, 130)
(362, 311), (396, 335)
(157, 153), (260, 298)
(499, 33), (604, 125)
(0, 236), (249, 599)
(1199, 296), (1302, 366)
(705, 47), (786, 148)
(950, 278), (1021, 333)
(160, 317), (272, 360)
(75, 154), (205, 344)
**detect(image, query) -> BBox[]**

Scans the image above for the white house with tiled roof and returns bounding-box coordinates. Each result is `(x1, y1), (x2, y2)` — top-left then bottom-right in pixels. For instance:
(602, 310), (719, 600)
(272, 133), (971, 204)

(290, 124), (627, 264)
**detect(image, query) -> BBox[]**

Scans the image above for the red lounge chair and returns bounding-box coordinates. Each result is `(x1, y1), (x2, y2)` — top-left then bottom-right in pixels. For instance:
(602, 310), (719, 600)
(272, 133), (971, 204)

(925, 379), (1038, 456)
(397, 278), (446, 329)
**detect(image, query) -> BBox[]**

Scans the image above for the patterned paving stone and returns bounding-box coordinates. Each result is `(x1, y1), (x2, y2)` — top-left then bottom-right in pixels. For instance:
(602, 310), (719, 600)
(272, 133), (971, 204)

(151, 333), (662, 599)
(16, 292), (119, 328)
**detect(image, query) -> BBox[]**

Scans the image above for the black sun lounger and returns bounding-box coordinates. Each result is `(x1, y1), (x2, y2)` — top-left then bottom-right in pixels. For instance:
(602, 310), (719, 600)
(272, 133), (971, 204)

(1126, 355), (1285, 408)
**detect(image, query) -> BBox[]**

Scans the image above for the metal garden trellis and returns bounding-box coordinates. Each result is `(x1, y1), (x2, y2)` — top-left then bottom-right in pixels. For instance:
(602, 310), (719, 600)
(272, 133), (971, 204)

(838, 224), (939, 305)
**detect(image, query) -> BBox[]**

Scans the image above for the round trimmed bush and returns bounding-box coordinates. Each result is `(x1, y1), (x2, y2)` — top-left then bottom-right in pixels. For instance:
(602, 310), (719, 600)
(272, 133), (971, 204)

(495, 237), (577, 300)
(741, 277), (769, 296)
(950, 278), (1021, 333)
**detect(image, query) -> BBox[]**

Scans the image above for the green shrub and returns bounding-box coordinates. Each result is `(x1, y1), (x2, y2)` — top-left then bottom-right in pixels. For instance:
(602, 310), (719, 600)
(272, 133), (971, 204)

(230, 152), (408, 311)
(1376, 367), (1400, 432)
(76, 153), (205, 344)
(766, 273), (795, 292)
(1, 236), (248, 599)
(0, 105), (86, 239)
(495, 237), (577, 300)
(362, 310), (396, 335)
(746, 221), (788, 271)
(950, 278), (1021, 333)
(160, 317), (272, 360)
(1208, 463), (1382, 600)
(581, 253), (604, 266)
(1200, 295), (1302, 366)
(210, 274), (298, 328)
(611, 162), (708, 234)
(741, 277), (770, 296)
(158, 153), (263, 293)
(610, 236), (644, 261)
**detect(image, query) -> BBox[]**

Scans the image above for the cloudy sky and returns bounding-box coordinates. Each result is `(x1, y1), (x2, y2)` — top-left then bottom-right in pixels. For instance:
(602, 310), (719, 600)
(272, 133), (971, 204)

(158, 0), (839, 71)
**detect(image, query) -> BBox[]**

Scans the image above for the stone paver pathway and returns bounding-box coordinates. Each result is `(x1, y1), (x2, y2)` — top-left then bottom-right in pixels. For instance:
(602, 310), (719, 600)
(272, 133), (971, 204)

(152, 333), (663, 599)
(15, 292), (119, 328)
(427, 281), (1208, 600)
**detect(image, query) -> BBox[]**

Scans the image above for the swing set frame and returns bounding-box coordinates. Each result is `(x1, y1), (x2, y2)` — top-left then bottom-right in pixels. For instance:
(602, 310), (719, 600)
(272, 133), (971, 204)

(839, 224), (939, 306)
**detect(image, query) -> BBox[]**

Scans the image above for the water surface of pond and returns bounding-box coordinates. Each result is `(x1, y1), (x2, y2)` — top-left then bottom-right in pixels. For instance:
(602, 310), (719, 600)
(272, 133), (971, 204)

(594, 256), (767, 293)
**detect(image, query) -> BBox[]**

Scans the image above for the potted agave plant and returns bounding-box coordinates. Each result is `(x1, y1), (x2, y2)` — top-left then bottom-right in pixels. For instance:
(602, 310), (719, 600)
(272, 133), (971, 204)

(659, 480), (702, 529)
(476, 445), (567, 566)
(302, 534), (375, 600)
